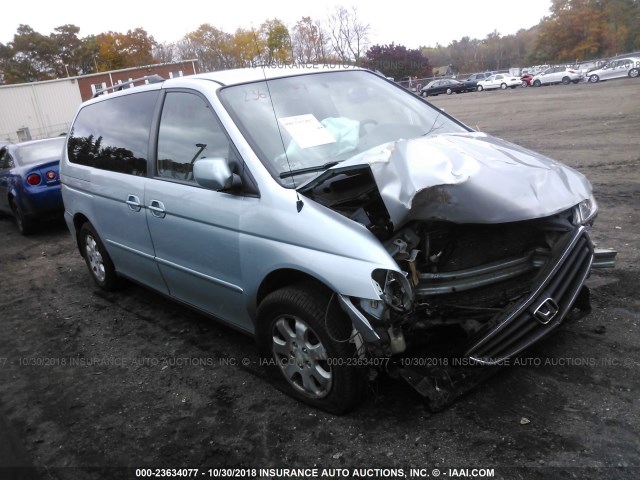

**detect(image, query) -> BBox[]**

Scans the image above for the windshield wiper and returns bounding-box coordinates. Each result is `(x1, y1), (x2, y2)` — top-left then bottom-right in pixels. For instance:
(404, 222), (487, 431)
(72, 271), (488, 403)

(279, 161), (340, 179)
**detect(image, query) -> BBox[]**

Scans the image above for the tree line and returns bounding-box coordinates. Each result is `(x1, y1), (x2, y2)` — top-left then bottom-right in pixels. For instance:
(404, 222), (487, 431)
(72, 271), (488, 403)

(1, 0), (638, 85)
(0, 6), (430, 84)
(424, 0), (640, 74)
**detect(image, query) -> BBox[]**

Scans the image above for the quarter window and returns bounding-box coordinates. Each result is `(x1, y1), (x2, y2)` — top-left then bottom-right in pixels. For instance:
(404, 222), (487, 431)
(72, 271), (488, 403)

(67, 91), (159, 176)
(156, 91), (233, 181)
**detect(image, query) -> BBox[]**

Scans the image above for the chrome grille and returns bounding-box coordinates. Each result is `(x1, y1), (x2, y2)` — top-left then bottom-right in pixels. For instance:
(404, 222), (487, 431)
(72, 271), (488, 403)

(465, 226), (594, 364)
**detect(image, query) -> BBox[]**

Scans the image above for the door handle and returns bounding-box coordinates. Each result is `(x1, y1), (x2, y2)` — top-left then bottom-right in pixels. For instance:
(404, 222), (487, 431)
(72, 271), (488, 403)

(148, 199), (166, 218)
(126, 194), (142, 212)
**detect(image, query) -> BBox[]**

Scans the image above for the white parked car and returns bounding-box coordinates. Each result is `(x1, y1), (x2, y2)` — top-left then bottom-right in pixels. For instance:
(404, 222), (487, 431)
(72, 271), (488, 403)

(476, 74), (520, 91)
(531, 67), (583, 86)
(588, 57), (640, 83)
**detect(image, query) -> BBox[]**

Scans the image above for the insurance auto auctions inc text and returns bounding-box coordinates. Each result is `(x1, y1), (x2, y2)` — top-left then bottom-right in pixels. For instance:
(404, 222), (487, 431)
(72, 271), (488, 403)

(256, 467), (495, 478)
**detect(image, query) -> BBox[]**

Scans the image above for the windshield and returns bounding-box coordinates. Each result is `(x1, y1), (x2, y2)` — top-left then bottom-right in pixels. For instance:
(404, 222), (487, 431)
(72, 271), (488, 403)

(219, 70), (469, 187)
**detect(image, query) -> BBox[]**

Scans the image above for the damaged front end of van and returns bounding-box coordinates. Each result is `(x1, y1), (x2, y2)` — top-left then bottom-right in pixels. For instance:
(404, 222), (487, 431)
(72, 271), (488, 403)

(300, 132), (616, 409)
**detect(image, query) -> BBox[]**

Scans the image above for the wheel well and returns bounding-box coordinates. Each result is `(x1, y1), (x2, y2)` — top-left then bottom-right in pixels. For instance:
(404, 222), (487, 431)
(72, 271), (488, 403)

(256, 269), (330, 308)
(72, 214), (91, 255)
(7, 194), (24, 215)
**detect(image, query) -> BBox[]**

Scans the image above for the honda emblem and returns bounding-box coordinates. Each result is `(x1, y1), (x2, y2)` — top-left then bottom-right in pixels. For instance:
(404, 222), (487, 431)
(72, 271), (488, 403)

(533, 297), (560, 325)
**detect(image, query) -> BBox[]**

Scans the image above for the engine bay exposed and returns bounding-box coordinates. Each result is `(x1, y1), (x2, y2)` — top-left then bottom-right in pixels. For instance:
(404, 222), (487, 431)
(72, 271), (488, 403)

(302, 162), (598, 410)
(302, 164), (587, 356)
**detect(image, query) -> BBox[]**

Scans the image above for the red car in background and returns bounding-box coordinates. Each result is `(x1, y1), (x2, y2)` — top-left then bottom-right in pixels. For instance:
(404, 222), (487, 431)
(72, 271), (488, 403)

(521, 74), (534, 87)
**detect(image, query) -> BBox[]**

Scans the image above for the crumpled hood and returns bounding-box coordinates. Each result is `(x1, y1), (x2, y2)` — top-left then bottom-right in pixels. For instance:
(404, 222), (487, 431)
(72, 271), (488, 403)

(301, 132), (592, 227)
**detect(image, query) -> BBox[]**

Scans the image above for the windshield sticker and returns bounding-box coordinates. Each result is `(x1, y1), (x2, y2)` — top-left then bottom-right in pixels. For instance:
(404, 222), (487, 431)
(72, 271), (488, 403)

(278, 114), (336, 149)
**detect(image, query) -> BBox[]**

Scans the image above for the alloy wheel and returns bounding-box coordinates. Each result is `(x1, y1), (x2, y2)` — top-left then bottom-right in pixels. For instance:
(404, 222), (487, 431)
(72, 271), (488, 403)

(271, 315), (332, 399)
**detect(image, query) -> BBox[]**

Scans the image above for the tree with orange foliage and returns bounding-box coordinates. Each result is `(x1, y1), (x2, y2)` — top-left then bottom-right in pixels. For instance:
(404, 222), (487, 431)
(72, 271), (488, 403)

(95, 28), (157, 71)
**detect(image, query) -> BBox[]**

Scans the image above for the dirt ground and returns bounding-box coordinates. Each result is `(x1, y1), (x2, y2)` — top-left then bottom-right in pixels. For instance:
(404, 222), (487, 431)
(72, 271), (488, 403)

(1, 80), (638, 480)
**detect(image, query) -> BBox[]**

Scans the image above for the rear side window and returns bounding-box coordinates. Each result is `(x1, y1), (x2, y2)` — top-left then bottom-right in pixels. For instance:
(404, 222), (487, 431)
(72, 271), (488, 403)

(67, 91), (159, 176)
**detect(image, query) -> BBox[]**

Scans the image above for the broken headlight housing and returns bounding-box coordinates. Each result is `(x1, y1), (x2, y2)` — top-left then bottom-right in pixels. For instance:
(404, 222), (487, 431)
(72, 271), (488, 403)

(574, 194), (598, 225)
(372, 269), (414, 312)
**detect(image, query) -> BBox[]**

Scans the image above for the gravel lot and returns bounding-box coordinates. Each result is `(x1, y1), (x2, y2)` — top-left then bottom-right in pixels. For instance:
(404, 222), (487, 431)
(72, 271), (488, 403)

(1, 79), (639, 480)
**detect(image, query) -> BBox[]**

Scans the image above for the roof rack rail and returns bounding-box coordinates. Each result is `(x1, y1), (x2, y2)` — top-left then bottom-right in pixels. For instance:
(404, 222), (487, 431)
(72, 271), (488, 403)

(93, 74), (165, 98)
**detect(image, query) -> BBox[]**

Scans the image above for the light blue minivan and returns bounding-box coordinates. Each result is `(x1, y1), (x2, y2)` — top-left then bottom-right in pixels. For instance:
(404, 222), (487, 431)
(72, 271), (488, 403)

(60, 67), (613, 413)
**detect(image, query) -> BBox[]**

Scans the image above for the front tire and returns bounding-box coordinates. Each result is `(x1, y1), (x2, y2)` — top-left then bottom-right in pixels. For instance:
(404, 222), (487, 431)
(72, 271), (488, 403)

(446, 88), (453, 95)
(629, 68), (639, 78)
(533, 79), (541, 87)
(80, 223), (119, 290)
(257, 284), (365, 414)
(562, 76), (571, 85)
(500, 83), (507, 90)
(477, 85), (483, 91)
(589, 74), (599, 83)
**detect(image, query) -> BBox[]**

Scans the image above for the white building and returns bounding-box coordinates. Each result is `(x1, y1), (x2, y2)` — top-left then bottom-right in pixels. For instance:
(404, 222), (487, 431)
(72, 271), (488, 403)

(0, 77), (81, 142)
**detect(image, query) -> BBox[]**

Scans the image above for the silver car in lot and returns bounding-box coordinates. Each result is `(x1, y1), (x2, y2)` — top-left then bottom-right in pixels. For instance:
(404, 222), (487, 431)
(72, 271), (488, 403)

(587, 57), (640, 83)
(60, 67), (614, 413)
(532, 66), (583, 86)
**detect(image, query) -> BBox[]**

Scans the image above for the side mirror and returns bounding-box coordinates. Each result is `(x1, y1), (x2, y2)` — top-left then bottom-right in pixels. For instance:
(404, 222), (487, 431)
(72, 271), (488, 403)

(193, 157), (242, 191)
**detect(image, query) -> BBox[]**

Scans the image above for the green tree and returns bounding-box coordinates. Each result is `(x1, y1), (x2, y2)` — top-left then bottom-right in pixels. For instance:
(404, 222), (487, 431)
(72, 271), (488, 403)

(420, 43), (449, 71)
(603, 0), (640, 53)
(50, 24), (82, 76)
(181, 24), (235, 72)
(7, 24), (58, 81)
(231, 27), (263, 67)
(75, 35), (100, 74)
(0, 24), (97, 82)
(260, 19), (292, 65)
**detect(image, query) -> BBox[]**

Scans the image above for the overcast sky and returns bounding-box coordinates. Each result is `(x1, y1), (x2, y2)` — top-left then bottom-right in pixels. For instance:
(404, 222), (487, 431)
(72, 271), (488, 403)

(2, 0), (552, 49)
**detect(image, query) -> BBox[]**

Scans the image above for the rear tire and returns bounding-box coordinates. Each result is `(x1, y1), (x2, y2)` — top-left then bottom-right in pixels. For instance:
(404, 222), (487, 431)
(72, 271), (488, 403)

(446, 88), (453, 95)
(10, 200), (35, 236)
(80, 223), (119, 290)
(500, 83), (507, 90)
(562, 76), (571, 85)
(257, 284), (366, 414)
(629, 68), (639, 78)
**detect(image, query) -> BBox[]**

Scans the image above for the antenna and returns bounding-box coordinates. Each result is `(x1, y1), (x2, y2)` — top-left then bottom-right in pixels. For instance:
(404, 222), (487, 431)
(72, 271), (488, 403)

(251, 26), (304, 213)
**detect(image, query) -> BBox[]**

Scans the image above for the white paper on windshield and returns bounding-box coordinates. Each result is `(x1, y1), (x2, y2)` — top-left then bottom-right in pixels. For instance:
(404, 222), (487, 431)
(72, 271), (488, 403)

(278, 114), (336, 149)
